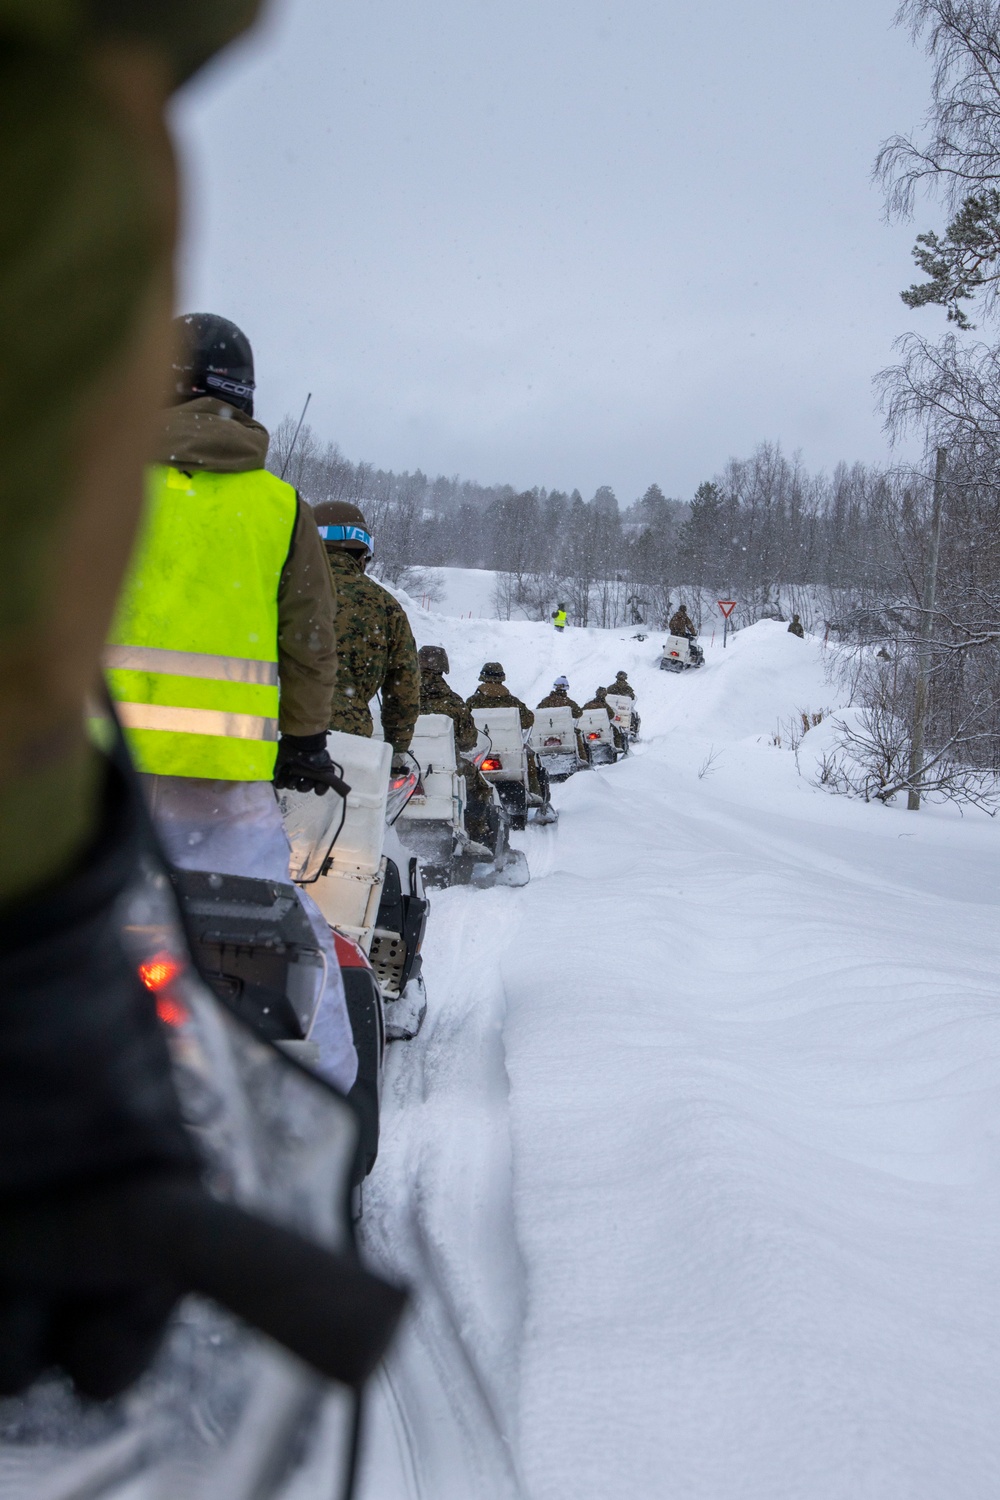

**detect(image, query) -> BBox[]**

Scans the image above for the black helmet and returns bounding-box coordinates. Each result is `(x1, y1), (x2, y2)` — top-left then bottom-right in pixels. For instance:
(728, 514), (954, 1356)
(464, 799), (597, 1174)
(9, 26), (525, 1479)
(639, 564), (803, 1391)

(480, 662), (505, 682)
(312, 499), (373, 558)
(418, 645), (449, 673)
(172, 313), (255, 415)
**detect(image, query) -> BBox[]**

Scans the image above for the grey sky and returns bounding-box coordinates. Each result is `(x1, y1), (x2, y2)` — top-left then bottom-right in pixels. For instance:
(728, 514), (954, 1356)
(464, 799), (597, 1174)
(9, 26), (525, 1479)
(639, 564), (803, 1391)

(173, 0), (935, 502)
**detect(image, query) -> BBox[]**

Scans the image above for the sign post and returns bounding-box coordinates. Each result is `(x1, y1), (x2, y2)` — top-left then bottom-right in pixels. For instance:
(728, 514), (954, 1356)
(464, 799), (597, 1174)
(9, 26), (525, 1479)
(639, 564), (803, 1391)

(717, 598), (736, 648)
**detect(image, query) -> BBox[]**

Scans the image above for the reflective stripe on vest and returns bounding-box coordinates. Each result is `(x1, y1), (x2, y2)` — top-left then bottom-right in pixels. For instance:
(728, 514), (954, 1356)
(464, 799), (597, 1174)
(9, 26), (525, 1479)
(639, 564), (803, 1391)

(107, 465), (297, 780)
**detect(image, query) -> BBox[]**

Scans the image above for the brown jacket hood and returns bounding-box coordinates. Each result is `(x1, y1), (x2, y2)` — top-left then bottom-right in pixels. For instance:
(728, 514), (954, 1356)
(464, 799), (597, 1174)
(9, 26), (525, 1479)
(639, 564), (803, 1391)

(154, 397), (270, 472)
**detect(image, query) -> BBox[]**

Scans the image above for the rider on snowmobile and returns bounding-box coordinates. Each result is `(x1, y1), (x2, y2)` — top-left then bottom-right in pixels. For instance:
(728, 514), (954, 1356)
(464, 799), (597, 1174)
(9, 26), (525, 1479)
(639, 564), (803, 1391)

(607, 670), (635, 699)
(668, 604), (697, 639)
(583, 686), (614, 718)
(537, 676), (583, 717)
(417, 644), (494, 846)
(313, 500), (420, 768)
(106, 313), (357, 1092)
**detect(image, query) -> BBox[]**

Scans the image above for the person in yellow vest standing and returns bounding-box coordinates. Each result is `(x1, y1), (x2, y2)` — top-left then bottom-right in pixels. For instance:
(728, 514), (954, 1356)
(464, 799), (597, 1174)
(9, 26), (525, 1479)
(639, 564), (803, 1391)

(106, 313), (356, 1092)
(551, 603), (568, 632)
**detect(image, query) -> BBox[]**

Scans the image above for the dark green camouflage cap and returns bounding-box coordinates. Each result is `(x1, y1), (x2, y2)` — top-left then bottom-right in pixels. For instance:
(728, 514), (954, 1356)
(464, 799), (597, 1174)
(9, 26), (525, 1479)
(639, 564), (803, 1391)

(480, 662), (505, 681)
(418, 645), (449, 673)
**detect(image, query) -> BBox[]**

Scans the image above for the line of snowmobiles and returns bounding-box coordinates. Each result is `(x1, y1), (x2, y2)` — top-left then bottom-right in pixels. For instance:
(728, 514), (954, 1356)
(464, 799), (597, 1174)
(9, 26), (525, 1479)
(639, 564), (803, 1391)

(146, 687), (643, 1200)
(2, 681), (647, 1497)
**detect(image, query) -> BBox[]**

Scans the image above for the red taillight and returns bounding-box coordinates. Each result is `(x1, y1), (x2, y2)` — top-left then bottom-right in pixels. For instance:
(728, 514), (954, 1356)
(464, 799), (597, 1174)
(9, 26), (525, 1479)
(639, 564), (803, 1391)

(587, 731), (600, 740)
(669, 651), (679, 657)
(156, 994), (190, 1028)
(139, 952), (181, 992)
(481, 756), (502, 771)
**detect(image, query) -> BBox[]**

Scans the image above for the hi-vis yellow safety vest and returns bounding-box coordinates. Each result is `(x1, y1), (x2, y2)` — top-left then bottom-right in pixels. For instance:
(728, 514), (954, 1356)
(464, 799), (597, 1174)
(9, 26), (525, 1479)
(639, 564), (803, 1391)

(553, 609), (568, 629)
(105, 465), (297, 780)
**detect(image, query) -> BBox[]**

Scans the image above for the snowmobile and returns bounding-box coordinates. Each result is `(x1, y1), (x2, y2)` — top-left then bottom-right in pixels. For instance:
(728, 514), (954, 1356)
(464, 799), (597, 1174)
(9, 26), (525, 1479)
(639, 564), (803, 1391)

(281, 730), (430, 1047)
(471, 705), (558, 824)
(578, 708), (619, 765)
(395, 712), (529, 889)
(0, 805), (403, 1500)
(529, 705), (584, 780)
(659, 633), (705, 673)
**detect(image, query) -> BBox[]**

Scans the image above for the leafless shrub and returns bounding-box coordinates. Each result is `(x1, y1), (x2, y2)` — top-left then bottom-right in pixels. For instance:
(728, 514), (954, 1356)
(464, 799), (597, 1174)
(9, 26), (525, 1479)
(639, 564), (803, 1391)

(697, 748), (721, 780)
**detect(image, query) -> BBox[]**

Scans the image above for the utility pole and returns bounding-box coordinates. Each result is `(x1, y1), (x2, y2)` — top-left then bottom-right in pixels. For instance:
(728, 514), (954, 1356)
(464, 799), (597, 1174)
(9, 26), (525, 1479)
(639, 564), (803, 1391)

(907, 446), (947, 811)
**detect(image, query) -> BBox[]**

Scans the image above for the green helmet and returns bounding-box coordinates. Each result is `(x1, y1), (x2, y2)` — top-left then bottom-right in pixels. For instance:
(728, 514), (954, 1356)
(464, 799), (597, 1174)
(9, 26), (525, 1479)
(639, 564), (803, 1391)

(480, 661), (505, 682)
(418, 644), (449, 673)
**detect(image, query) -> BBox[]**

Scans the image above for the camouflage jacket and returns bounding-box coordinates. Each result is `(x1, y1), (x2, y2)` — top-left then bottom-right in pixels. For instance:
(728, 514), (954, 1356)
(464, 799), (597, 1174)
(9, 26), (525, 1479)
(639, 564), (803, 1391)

(606, 679), (635, 698)
(787, 620), (804, 638)
(668, 611), (695, 638)
(323, 549), (420, 752)
(583, 696), (614, 720)
(537, 689), (582, 718)
(466, 680), (534, 730)
(419, 672), (478, 752)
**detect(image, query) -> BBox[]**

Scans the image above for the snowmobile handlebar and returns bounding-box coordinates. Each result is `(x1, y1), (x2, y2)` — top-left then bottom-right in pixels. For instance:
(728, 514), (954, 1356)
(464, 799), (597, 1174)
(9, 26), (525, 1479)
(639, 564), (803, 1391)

(0, 1177), (407, 1391)
(135, 1180), (406, 1387)
(278, 757), (352, 799)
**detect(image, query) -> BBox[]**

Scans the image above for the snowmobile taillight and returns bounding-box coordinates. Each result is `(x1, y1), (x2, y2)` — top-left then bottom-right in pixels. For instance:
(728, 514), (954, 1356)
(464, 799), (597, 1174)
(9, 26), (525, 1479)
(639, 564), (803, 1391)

(155, 993), (191, 1028)
(386, 769), (419, 825)
(481, 756), (503, 771)
(587, 731), (601, 740)
(544, 736), (561, 746)
(139, 951), (182, 992)
(670, 650), (679, 657)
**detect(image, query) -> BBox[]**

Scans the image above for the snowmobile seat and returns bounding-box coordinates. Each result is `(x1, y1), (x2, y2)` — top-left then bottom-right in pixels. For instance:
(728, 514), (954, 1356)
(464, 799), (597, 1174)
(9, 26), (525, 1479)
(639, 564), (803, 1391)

(579, 709), (617, 765)
(529, 707), (581, 780)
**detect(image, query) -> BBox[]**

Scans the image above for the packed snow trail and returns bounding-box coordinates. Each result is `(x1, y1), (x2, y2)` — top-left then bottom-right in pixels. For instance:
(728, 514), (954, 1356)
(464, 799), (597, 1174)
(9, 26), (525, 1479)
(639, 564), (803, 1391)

(358, 604), (1000, 1498)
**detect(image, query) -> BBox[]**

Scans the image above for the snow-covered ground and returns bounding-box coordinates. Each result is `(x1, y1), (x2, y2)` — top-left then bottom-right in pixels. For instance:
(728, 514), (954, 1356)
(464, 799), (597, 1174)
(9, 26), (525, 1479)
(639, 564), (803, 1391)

(357, 603), (1000, 1499)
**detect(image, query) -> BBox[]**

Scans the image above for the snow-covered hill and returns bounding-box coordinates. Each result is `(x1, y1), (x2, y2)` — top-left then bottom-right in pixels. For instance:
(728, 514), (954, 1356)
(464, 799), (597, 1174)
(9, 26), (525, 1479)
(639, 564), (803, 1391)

(358, 607), (1000, 1499)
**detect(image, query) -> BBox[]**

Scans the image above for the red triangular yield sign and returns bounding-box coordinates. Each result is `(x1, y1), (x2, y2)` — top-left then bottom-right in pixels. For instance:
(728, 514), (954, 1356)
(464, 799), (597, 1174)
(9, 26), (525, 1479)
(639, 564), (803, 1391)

(717, 599), (736, 619)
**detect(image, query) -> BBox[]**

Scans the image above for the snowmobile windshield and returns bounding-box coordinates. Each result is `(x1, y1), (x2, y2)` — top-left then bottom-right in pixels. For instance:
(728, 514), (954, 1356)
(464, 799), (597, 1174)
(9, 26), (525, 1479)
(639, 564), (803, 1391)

(0, 857), (371, 1500)
(278, 769), (348, 883)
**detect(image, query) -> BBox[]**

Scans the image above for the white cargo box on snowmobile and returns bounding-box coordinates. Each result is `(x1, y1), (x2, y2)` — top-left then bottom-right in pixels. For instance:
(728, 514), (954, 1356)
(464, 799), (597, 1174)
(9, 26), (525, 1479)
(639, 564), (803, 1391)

(605, 692), (639, 744)
(471, 706), (528, 782)
(578, 708), (617, 765)
(403, 712), (467, 826)
(305, 731), (393, 948)
(659, 634), (705, 672)
(530, 706), (581, 780)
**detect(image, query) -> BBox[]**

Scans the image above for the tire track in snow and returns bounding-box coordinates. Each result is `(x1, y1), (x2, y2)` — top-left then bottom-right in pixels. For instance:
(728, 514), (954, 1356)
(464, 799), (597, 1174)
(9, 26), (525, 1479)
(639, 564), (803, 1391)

(356, 888), (529, 1500)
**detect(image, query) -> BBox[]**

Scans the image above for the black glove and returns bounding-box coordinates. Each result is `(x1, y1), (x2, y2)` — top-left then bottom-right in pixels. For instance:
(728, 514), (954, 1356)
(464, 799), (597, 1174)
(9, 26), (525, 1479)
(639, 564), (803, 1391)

(274, 732), (344, 797)
(0, 759), (199, 1398)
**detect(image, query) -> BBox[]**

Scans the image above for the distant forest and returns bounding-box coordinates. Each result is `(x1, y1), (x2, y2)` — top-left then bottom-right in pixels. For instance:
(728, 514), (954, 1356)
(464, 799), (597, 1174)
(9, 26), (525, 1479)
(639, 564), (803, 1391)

(268, 417), (935, 635)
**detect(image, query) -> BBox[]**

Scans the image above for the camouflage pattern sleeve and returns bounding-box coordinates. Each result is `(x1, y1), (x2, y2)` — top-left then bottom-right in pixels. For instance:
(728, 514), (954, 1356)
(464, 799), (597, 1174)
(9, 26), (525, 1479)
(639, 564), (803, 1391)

(380, 594), (420, 753)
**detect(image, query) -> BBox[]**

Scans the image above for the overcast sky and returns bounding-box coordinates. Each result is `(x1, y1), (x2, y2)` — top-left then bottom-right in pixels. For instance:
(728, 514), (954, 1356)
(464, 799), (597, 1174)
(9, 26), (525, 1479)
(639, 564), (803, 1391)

(172, 0), (936, 503)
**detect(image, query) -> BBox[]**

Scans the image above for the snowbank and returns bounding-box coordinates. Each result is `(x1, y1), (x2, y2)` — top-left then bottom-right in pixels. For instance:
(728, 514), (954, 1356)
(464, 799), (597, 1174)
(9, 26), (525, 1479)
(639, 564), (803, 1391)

(359, 604), (1000, 1499)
